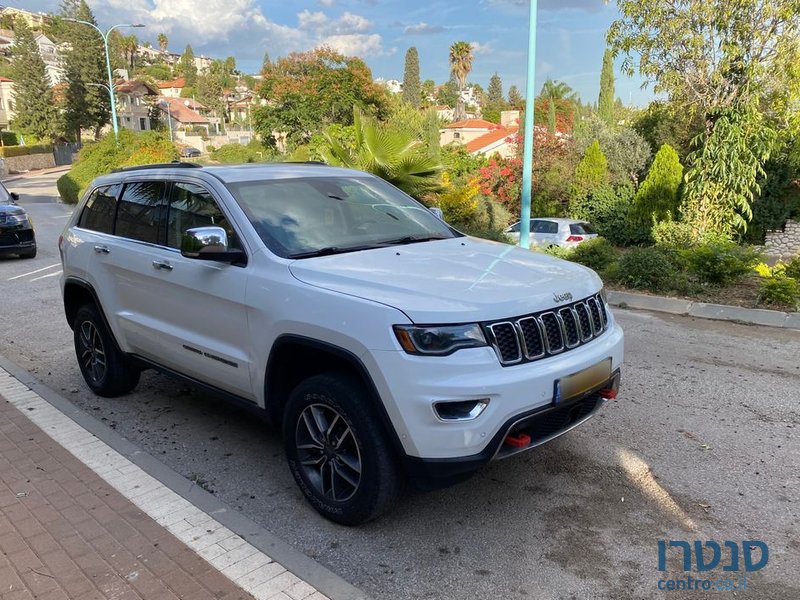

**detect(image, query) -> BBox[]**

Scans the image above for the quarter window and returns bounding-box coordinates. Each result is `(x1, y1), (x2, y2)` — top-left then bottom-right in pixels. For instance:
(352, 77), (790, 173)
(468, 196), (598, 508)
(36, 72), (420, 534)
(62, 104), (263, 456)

(78, 184), (120, 234)
(115, 181), (168, 244)
(167, 182), (238, 250)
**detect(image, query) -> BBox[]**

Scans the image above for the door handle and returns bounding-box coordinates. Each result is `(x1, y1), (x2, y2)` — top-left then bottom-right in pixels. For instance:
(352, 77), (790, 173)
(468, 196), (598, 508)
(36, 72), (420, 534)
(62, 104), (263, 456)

(152, 260), (173, 271)
(94, 245), (110, 254)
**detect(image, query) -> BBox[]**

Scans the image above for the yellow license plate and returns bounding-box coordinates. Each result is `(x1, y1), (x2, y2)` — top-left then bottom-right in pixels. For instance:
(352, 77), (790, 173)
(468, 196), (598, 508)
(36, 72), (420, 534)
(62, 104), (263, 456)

(555, 358), (612, 403)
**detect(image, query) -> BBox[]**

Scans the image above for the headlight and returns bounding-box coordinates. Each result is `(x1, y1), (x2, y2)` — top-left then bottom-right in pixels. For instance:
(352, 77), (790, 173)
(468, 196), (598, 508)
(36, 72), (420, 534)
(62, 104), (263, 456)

(393, 324), (487, 356)
(7, 214), (28, 225)
(599, 287), (608, 303)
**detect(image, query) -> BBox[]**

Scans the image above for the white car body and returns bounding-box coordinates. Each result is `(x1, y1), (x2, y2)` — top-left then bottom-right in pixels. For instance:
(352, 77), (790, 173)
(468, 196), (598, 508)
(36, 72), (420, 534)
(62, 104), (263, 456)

(60, 164), (623, 515)
(505, 218), (599, 248)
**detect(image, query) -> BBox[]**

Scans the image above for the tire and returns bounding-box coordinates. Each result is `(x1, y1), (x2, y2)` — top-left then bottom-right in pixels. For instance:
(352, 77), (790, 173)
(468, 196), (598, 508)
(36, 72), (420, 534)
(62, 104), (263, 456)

(19, 246), (36, 259)
(283, 373), (401, 525)
(73, 304), (140, 397)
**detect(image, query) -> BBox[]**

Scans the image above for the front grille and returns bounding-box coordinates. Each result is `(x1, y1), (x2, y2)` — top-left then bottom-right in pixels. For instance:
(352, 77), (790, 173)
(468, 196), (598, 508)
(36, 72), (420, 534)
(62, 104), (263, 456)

(485, 293), (609, 366)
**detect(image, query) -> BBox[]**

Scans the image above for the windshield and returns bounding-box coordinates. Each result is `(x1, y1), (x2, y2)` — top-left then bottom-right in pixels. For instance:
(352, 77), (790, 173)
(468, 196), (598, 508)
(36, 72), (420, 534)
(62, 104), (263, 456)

(226, 176), (458, 258)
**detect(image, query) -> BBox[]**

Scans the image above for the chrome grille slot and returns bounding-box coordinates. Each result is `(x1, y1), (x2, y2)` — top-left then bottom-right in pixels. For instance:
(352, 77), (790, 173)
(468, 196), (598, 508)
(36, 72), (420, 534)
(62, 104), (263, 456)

(488, 322), (522, 364)
(485, 293), (611, 366)
(518, 317), (545, 359)
(539, 312), (564, 354)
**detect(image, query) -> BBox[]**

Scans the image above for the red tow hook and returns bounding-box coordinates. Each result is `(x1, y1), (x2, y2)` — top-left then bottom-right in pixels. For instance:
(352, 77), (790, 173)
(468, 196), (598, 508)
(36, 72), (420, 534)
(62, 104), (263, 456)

(504, 432), (531, 448)
(598, 388), (618, 400)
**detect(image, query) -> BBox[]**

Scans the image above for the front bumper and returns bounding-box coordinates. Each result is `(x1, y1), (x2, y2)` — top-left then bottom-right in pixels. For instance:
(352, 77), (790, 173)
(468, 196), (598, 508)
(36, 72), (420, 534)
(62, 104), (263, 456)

(0, 227), (36, 255)
(404, 369), (619, 488)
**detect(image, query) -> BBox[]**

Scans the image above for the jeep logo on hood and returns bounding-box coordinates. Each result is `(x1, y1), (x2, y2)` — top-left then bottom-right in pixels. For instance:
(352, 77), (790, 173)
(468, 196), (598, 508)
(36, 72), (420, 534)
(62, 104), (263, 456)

(553, 292), (573, 304)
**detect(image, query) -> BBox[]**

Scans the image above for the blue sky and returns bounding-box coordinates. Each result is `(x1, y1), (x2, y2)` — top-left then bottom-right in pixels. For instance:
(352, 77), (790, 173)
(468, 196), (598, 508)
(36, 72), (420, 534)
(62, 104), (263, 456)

(21, 0), (653, 106)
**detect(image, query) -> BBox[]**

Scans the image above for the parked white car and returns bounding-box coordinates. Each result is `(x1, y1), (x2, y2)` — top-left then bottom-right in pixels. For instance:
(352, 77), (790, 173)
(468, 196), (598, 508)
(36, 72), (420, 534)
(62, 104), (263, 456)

(505, 218), (599, 248)
(60, 163), (623, 525)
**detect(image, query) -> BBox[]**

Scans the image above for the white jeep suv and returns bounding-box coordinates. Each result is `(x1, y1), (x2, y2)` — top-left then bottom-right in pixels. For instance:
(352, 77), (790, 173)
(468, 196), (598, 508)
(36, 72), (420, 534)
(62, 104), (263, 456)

(59, 163), (623, 525)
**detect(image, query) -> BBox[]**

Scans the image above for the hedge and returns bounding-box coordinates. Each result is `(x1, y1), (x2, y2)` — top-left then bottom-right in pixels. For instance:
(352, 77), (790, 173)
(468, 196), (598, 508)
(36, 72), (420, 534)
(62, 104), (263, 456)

(0, 144), (53, 158)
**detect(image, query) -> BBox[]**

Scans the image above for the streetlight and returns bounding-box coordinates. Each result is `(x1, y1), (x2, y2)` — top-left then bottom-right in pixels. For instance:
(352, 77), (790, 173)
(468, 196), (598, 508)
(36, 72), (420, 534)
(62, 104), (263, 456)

(518, 0), (538, 249)
(65, 18), (145, 141)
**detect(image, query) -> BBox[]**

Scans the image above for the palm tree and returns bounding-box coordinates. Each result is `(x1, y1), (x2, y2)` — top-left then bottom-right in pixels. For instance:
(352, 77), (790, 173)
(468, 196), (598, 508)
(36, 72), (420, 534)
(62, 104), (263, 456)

(540, 79), (578, 102)
(321, 108), (443, 199)
(449, 41), (473, 122)
(124, 35), (138, 72)
(157, 33), (168, 52)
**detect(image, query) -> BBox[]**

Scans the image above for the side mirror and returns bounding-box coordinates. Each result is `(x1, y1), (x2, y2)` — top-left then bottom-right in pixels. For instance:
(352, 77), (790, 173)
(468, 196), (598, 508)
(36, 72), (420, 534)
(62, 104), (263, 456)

(181, 226), (246, 264)
(429, 207), (444, 220)
(10, 191), (19, 202)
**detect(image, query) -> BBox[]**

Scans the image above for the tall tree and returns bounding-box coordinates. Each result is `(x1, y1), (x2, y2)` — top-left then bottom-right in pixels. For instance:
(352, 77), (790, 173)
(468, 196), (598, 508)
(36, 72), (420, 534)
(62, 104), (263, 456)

(261, 51), (272, 75)
(629, 143), (684, 227)
(177, 44), (197, 87)
(507, 85), (523, 108)
(157, 32), (168, 52)
(9, 19), (58, 139)
(402, 47), (421, 108)
(570, 139), (609, 205)
(487, 73), (503, 104)
(598, 48), (615, 126)
(609, 0), (800, 236)
(540, 79), (577, 102)
(448, 41), (473, 122)
(61, 0), (109, 141)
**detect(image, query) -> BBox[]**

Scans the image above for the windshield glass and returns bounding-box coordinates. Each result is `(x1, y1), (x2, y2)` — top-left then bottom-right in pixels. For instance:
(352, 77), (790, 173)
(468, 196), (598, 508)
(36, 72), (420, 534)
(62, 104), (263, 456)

(226, 176), (457, 258)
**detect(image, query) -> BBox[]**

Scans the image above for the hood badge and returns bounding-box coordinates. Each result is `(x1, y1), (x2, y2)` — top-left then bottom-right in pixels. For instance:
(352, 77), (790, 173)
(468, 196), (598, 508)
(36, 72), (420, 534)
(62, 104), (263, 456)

(553, 292), (573, 304)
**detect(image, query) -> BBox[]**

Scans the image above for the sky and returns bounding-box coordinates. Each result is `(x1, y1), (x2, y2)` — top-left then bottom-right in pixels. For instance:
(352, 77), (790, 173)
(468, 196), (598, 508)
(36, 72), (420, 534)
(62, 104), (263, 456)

(18, 0), (654, 106)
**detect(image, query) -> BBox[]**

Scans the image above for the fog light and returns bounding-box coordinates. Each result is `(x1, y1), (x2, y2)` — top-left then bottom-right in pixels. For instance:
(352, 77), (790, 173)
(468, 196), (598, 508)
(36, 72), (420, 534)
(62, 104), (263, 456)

(433, 399), (489, 422)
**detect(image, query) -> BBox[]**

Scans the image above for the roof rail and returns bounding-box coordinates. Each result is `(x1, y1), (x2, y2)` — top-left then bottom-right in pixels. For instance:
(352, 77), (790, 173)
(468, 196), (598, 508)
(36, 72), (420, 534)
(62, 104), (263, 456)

(112, 161), (202, 173)
(281, 161), (328, 166)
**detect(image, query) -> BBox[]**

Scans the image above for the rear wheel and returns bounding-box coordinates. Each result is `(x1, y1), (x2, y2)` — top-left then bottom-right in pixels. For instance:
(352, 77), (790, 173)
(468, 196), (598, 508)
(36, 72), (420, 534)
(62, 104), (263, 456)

(283, 373), (401, 525)
(73, 304), (140, 397)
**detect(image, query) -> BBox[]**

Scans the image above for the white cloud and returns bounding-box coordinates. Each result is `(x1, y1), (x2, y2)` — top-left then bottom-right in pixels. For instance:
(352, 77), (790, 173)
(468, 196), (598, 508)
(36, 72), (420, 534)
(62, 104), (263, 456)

(404, 22), (446, 35)
(320, 33), (384, 57)
(470, 41), (492, 55)
(319, 0), (336, 5)
(298, 9), (329, 31)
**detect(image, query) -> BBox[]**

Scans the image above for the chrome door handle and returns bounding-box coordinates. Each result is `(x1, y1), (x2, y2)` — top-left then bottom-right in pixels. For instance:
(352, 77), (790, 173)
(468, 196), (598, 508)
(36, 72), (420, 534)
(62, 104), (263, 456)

(152, 260), (173, 271)
(94, 245), (110, 254)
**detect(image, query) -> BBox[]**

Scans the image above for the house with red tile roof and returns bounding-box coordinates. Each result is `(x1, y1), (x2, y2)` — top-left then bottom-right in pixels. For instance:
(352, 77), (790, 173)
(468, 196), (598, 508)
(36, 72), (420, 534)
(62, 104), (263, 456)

(157, 77), (186, 98)
(158, 97), (209, 133)
(440, 118), (500, 146)
(116, 80), (159, 133)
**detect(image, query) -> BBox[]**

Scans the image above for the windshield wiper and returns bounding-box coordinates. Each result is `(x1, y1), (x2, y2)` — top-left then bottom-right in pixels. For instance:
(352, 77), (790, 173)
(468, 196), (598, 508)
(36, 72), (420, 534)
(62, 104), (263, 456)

(376, 235), (450, 246)
(290, 245), (374, 259)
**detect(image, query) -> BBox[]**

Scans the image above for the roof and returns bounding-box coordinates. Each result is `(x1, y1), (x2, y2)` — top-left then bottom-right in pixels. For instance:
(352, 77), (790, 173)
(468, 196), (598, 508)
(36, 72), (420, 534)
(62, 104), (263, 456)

(444, 119), (498, 130)
(465, 126), (519, 154)
(160, 97), (208, 124)
(0, 76), (12, 83)
(115, 80), (159, 95)
(157, 77), (186, 89)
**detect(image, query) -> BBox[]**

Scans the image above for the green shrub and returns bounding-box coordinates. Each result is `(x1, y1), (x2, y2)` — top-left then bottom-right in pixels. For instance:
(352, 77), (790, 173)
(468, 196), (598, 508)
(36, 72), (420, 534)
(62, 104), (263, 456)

(757, 276), (800, 309)
(570, 183), (647, 246)
(57, 130), (177, 204)
(1, 131), (19, 146)
(211, 141), (270, 164)
(681, 242), (763, 285)
(457, 196), (513, 242)
(611, 247), (677, 292)
(784, 254), (800, 280)
(539, 244), (574, 260)
(0, 144), (53, 158)
(652, 220), (697, 250)
(569, 237), (617, 272)
(628, 143), (683, 229)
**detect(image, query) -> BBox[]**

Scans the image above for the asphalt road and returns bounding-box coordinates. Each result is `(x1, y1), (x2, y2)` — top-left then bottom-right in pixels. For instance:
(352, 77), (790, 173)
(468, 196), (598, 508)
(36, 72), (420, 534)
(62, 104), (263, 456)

(2, 170), (799, 600)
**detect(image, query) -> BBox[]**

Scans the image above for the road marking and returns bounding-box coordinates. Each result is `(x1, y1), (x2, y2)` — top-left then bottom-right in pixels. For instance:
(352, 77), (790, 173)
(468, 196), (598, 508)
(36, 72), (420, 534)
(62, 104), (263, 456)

(6, 263), (60, 281)
(30, 270), (62, 282)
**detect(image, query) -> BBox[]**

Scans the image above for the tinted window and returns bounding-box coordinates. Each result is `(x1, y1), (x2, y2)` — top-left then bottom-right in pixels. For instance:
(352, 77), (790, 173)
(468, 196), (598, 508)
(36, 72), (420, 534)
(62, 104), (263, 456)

(508, 222), (520, 233)
(167, 182), (238, 250)
(570, 222), (596, 235)
(78, 185), (120, 234)
(115, 182), (167, 244)
(533, 220), (558, 234)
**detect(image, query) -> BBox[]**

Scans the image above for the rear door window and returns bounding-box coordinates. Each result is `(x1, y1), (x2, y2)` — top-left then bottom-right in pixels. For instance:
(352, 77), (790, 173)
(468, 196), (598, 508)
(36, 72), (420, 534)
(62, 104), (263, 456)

(78, 184), (121, 234)
(570, 223), (596, 235)
(533, 220), (558, 234)
(115, 181), (168, 244)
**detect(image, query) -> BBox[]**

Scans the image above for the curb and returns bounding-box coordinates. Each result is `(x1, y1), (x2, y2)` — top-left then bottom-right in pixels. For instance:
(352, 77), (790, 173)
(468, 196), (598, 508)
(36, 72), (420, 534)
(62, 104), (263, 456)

(0, 354), (368, 600)
(607, 290), (800, 330)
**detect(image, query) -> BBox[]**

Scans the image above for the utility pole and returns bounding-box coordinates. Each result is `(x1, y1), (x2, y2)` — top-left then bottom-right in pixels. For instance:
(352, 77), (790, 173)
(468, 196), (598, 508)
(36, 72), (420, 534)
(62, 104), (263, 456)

(518, 0), (538, 249)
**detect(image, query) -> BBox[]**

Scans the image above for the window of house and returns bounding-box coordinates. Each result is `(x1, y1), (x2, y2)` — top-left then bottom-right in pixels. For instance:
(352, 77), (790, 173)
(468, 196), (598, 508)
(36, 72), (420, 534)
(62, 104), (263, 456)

(139, 117), (147, 130)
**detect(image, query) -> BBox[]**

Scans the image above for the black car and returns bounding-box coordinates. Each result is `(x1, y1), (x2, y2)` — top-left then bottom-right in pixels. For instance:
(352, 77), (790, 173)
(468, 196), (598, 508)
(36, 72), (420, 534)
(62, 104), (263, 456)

(180, 146), (201, 158)
(0, 182), (36, 259)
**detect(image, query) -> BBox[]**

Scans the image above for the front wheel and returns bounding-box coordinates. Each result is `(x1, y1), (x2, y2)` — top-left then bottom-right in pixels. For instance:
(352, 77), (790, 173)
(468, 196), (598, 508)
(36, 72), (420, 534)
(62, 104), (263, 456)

(283, 373), (401, 525)
(73, 304), (140, 397)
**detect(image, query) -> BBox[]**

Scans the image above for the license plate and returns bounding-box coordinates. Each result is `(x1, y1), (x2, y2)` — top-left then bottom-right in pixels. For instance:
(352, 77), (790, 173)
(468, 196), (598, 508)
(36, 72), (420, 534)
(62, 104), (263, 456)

(554, 358), (612, 404)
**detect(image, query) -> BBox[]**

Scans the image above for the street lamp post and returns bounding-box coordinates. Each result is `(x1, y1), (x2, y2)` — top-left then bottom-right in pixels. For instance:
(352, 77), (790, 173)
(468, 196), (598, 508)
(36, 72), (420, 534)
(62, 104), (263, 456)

(518, 0), (538, 249)
(65, 19), (144, 141)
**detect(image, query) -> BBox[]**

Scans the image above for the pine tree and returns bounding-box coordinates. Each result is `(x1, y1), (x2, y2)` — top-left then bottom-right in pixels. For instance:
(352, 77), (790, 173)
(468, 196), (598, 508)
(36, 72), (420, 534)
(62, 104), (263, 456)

(630, 143), (683, 226)
(9, 19), (58, 139)
(507, 85), (523, 108)
(570, 139), (609, 203)
(261, 51), (272, 74)
(178, 45), (197, 87)
(401, 47), (421, 108)
(598, 48), (615, 126)
(61, 0), (109, 141)
(487, 73), (503, 104)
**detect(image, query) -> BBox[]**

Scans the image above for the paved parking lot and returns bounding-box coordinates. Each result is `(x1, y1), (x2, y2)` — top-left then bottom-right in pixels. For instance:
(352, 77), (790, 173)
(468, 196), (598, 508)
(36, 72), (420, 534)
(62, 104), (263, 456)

(2, 171), (799, 600)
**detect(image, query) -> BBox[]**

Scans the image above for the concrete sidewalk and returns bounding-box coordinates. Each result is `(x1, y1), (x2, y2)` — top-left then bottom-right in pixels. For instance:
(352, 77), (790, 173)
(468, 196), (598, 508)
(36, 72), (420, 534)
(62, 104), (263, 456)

(0, 368), (335, 600)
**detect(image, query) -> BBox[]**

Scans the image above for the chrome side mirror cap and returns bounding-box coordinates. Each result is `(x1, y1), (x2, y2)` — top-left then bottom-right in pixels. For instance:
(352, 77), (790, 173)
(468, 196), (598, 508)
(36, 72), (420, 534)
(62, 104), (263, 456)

(181, 226), (246, 264)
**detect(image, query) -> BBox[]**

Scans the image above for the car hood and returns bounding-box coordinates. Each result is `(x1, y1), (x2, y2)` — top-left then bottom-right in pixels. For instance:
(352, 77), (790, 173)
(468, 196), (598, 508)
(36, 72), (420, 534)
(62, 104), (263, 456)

(288, 237), (603, 323)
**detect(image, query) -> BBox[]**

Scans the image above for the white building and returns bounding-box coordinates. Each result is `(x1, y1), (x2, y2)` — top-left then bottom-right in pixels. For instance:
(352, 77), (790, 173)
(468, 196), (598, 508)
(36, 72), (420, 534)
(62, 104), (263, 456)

(375, 78), (402, 94)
